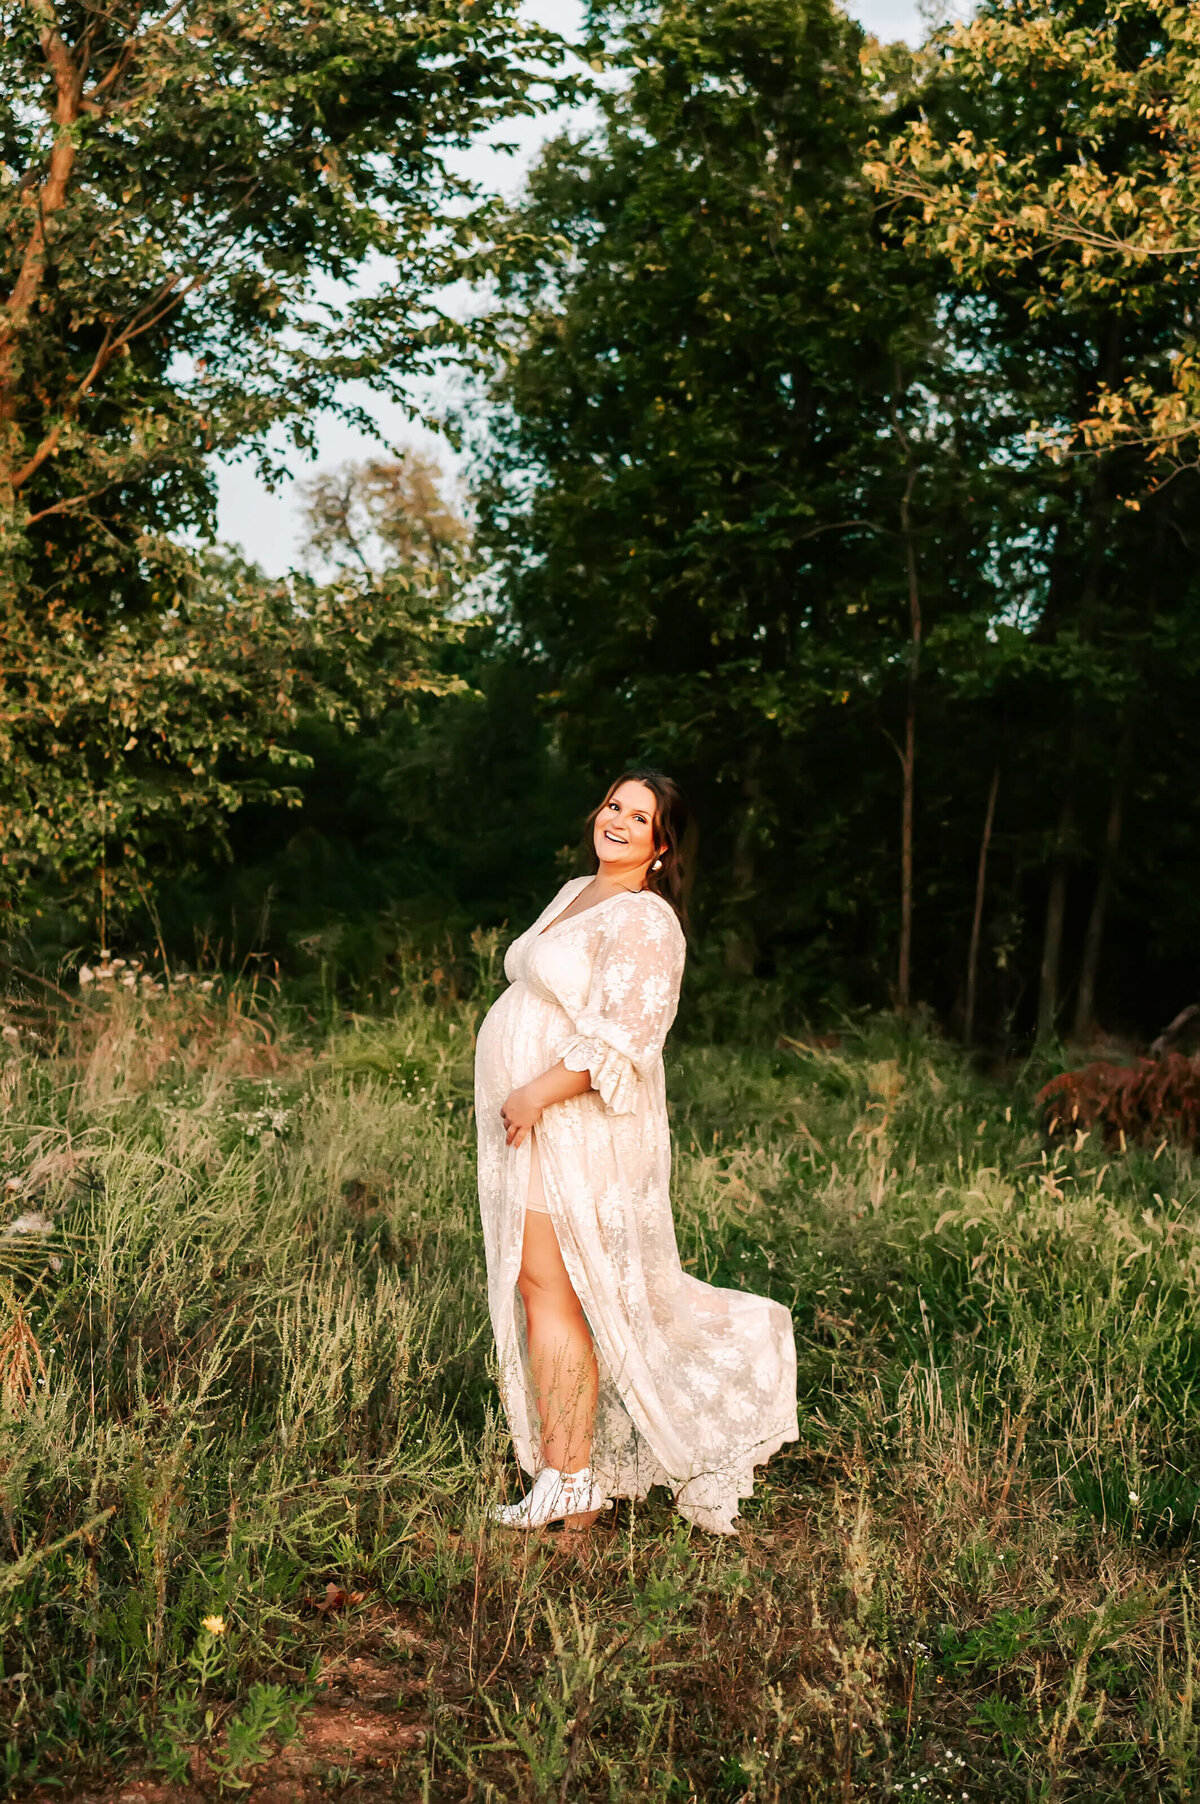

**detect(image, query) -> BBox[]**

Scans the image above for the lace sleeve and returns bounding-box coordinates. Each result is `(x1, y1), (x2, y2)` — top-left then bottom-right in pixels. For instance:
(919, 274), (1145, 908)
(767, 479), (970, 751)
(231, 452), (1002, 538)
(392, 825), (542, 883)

(561, 896), (686, 1114)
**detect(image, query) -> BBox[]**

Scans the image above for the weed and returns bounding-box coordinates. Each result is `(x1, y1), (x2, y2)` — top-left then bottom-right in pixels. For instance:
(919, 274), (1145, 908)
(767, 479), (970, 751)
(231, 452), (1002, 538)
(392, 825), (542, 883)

(0, 988), (1198, 1797)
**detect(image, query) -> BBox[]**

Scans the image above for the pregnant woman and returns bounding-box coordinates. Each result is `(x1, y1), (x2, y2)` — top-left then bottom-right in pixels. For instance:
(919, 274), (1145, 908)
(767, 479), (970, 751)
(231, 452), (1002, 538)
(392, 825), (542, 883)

(475, 769), (798, 1535)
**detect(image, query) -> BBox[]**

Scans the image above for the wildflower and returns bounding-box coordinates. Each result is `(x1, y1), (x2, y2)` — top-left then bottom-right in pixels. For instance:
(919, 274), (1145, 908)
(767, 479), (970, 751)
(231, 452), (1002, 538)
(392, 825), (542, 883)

(201, 1614), (227, 1636)
(1128, 1490), (1140, 1507)
(78, 965), (95, 985)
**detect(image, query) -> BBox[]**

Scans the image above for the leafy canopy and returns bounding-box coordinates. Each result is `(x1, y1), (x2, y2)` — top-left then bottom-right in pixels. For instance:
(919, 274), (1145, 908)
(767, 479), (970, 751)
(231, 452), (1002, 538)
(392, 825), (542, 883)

(0, 0), (574, 914)
(869, 0), (1200, 467)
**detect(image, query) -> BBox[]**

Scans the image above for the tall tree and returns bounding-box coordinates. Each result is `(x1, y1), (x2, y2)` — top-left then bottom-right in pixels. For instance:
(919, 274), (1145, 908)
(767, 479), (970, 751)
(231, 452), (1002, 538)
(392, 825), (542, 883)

(873, 0), (1200, 1040)
(300, 454), (471, 594)
(0, 0), (571, 914)
(478, 0), (970, 981)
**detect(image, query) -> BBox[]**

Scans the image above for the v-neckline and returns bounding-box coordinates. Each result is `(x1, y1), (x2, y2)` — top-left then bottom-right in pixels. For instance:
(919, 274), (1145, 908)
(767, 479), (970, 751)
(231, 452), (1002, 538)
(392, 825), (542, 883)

(537, 881), (639, 938)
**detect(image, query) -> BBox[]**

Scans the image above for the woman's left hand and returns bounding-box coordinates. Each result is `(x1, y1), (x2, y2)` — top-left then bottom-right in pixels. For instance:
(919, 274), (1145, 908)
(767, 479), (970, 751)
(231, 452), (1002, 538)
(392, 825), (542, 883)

(501, 1083), (543, 1149)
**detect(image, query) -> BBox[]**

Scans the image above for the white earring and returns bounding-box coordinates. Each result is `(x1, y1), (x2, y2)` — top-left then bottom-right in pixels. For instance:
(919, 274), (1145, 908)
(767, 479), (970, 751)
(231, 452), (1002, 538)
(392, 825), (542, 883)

(652, 858), (663, 871)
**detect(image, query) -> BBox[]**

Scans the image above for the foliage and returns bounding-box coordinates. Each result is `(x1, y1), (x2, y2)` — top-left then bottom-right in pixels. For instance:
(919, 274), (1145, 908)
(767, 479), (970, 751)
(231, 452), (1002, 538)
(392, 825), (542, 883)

(869, 0), (1200, 467)
(0, 548), (469, 925)
(455, 0), (1200, 1044)
(8, 0), (1200, 1042)
(1038, 1050), (1200, 1147)
(476, 0), (951, 976)
(0, 0), (567, 547)
(449, 0), (1200, 1040)
(298, 452), (472, 594)
(1, 985), (1200, 1794)
(0, 0), (573, 915)
(862, 0), (1200, 1041)
(145, 451), (587, 986)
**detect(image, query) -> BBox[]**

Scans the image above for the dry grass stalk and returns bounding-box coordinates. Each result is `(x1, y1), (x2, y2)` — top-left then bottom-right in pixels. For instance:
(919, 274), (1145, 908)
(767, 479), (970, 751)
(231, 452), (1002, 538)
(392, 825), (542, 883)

(0, 1290), (46, 1413)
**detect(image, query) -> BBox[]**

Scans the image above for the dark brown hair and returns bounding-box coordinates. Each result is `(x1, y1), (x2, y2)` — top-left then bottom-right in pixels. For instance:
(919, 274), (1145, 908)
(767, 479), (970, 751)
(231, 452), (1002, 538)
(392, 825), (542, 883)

(586, 768), (690, 928)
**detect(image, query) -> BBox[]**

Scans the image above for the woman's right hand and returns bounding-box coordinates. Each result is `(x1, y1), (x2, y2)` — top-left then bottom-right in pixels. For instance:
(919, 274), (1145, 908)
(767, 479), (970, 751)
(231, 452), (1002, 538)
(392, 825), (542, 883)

(501, 1063), (594, 1146)
(500, 1083), (543, 1148)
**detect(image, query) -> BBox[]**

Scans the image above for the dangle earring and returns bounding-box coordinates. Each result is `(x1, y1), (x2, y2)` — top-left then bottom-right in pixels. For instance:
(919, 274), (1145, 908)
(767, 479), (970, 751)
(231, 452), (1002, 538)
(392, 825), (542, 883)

(652, 857), (663, 871)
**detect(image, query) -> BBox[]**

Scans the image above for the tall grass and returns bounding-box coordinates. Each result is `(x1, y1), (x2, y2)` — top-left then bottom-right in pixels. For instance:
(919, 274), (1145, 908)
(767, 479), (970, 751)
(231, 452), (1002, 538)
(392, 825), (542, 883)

(0, 974), (1198, 1799)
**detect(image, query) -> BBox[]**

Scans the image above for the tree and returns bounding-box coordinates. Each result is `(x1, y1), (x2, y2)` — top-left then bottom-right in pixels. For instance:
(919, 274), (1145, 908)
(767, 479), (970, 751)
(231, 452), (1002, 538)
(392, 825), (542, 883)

(0, 0), (572, 917)
(0, 555), (467, 937)
(299, 454), (471, 594)
(869, 0), (1200, 471)
(872, 0), (1200, 1040)
(165, 451), (579, 972)
(478, 0), (964, 983)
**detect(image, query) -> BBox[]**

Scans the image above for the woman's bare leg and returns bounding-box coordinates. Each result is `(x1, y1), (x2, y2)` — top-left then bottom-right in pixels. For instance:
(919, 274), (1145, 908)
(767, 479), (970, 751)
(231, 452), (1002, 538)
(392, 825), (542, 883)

(517, 1133), (598, 1472)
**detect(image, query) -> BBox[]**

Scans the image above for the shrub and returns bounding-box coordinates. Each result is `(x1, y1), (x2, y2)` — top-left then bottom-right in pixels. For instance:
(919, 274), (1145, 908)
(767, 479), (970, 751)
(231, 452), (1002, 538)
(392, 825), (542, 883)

(1036, 1052), (1200, 1148)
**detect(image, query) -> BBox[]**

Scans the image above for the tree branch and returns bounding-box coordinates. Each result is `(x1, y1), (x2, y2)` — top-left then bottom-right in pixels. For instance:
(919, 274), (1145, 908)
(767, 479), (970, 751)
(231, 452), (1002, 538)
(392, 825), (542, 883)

(882, 167), (1200, 261)
(14, 270), (206, 499)
(0, 4), (86, 459)
(79, 0), (191, 112)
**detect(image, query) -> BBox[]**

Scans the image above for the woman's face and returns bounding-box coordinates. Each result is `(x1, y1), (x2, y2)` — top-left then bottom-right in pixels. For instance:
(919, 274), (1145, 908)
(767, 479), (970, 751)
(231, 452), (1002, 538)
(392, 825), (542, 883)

(593, 780), (663, 878)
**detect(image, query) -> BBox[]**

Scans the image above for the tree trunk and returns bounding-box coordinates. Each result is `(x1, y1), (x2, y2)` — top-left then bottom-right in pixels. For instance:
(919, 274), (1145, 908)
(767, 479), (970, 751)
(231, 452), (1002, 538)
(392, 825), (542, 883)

(964, 766), (1000, 1046)
(1072, 728), (1134, 1045)
(0, 20), (84, 498)
(1038, 710), (1084, 1040)
(1071, 775), (1122, 1045)
(1037, 790), (1074, 1043)
(724, 748), (761, 977)
(897, 463), (921, 1012)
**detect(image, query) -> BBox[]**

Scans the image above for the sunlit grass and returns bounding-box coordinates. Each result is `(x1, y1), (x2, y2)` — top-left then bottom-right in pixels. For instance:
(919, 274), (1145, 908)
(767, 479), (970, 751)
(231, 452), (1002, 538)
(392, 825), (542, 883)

(0, 976), (1198, 1798)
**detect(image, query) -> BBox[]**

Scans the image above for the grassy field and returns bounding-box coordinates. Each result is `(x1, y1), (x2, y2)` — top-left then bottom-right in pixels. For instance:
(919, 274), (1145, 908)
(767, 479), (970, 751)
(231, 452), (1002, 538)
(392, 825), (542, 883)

(1, 955), (1199, 1801)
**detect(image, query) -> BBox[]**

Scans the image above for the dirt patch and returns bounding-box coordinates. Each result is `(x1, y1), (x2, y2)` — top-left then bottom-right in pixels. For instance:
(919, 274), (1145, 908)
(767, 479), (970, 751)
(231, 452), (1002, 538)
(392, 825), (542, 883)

(280, 1699), (426, 1763)
(42, 1653), (429, 1803)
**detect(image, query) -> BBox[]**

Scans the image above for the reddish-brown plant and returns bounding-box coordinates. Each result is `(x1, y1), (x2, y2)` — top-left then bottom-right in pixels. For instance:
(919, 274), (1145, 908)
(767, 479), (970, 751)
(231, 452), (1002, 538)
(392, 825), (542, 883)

(1036, 1053), (1200, 1148)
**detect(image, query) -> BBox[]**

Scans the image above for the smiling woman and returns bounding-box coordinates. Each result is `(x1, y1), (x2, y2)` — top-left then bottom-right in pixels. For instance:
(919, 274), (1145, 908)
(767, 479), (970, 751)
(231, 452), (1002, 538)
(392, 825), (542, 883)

(474, 770), (798, 1535)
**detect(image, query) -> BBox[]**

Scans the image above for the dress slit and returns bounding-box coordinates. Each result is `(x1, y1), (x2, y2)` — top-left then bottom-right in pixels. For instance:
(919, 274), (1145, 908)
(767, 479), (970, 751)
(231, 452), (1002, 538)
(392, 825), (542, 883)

(525, 1126), (551, 1215)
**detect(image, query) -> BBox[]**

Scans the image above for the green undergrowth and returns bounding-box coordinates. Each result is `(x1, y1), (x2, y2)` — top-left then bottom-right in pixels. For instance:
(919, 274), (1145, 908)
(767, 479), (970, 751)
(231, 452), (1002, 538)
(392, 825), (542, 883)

(0, 981), (1198, 1800)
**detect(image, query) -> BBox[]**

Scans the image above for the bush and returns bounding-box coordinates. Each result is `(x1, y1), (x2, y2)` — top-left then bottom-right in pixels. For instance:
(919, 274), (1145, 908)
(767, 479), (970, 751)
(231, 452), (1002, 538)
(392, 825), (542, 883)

(1036, 1052), (1200, 1149)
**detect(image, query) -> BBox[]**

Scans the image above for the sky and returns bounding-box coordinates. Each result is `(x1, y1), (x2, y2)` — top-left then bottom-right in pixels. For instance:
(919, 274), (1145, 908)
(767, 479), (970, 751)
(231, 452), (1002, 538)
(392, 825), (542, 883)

(213, 0), (928, 575)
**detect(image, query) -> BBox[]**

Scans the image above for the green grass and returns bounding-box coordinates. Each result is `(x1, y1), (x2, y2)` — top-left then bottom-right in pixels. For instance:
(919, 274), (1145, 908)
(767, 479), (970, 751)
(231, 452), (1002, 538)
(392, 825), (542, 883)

(1, 971), (1199, 1799)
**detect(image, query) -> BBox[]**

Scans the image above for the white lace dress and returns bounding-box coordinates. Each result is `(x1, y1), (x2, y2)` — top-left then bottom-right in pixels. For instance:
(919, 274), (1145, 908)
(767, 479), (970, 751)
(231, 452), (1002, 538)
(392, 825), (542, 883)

(474, 876), (798, 1534)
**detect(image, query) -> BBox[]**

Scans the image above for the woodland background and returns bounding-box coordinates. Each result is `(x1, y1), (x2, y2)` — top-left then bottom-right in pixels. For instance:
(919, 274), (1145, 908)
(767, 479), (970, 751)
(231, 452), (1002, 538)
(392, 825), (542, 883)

(4, 0), (1200, 1045)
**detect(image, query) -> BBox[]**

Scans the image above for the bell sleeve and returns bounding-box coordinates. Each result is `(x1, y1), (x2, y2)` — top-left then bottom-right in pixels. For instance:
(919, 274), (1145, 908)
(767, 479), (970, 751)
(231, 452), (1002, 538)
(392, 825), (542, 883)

(560, 898), (686, 1114)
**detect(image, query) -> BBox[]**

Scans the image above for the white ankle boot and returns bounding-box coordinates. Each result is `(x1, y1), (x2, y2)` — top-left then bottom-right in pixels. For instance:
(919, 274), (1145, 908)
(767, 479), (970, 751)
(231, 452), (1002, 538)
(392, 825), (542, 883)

(491, 1466), (612, 1530)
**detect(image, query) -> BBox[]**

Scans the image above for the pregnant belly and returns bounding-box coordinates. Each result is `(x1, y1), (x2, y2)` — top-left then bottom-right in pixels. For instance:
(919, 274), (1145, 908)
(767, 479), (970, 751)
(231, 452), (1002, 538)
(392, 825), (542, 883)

(474, 986), (514, 1083)
(475, 981), (571, 1096)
